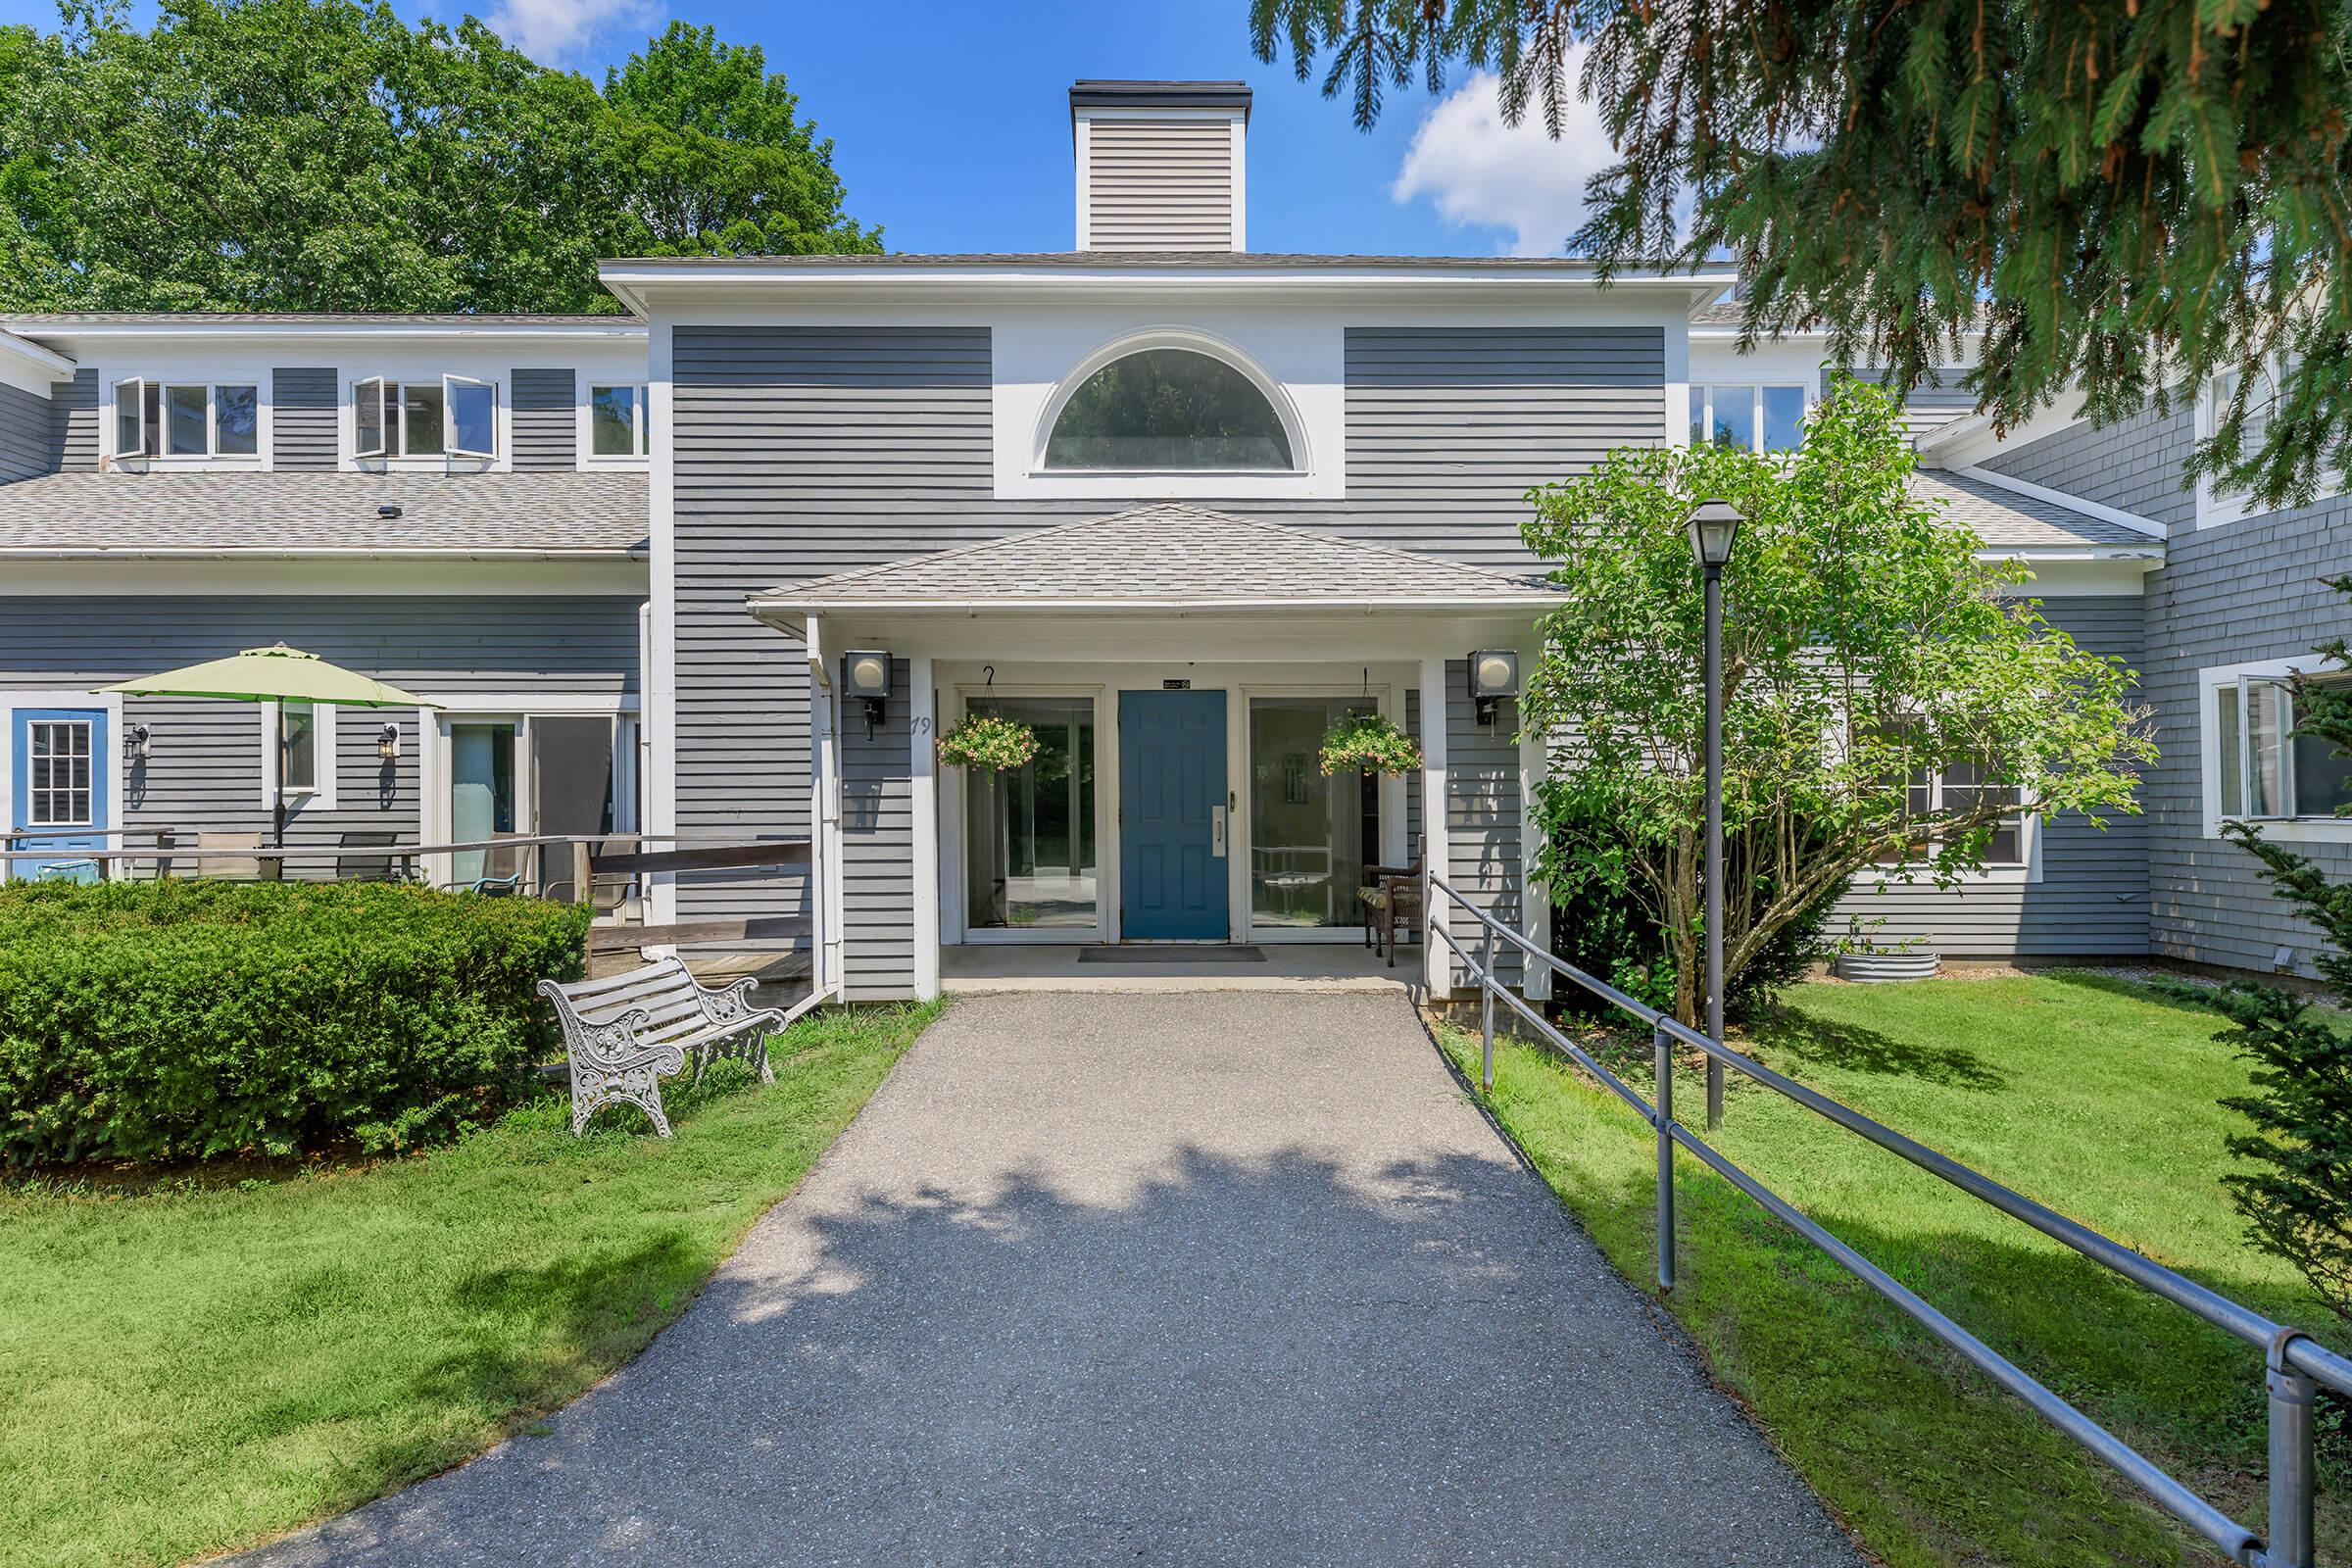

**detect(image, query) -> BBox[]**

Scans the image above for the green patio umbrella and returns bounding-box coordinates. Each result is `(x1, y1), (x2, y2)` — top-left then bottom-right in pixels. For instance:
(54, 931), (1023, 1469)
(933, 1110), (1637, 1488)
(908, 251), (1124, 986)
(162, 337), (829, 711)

(98, 643), (442, 849)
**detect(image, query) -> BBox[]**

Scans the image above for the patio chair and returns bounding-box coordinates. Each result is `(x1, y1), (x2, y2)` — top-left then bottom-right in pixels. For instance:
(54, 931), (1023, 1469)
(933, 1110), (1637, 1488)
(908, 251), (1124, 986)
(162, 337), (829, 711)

(1357, 842), (1426, 967)
(336, 829), (420, 884)
(452, 837), (526, 896)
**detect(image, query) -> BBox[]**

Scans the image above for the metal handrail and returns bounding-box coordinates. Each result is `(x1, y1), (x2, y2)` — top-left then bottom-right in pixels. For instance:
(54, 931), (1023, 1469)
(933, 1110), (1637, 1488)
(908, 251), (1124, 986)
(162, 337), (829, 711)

(1426, 868), (2338, 1568)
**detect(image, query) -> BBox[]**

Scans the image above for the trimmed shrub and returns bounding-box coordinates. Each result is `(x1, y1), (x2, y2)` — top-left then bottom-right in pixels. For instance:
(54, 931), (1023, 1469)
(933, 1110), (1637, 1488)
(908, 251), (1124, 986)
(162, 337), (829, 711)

(0, 880), (590, 1165)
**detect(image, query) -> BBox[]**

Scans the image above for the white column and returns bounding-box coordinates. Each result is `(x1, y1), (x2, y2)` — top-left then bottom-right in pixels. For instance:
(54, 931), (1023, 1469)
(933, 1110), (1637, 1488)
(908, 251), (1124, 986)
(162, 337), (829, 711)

(1516, 632), (1552, 1002)
(1419, 654), (1452, 1000)
(908, 654), (941, 1001)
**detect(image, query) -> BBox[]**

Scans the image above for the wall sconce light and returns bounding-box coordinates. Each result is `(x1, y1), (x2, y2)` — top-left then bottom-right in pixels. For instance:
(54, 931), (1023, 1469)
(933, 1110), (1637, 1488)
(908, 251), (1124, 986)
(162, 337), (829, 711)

(1470, 649), (1519, 726)
(122, 723), (152, 763)
(843, 650), (893, 732)
(377, 722), (402, 763)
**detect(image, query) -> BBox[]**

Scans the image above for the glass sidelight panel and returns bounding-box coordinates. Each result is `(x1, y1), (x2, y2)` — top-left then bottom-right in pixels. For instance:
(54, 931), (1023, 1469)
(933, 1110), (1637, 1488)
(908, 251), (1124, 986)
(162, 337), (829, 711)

(964, 696), (1097, 930)
(450, 722), (516, 884)
(1249, 697), (1378, 928)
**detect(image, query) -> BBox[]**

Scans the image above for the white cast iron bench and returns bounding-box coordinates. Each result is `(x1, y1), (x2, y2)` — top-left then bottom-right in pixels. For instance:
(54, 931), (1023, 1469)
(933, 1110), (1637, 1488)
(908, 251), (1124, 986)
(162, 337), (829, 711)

(538, 956), (788, 1137)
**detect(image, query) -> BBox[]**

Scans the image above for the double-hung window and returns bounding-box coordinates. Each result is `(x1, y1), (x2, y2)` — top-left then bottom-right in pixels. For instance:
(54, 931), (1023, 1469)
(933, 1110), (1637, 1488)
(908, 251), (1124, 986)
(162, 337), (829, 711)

(590, 384), (650, 457)
(354, 375), (497, 460)
(114, 379), (259, 459)
(279, 702), (318, 794)
(1890, 755), (2030, 869)
(2212, 674), (2352, 822)
(1690, 385), (1807, 452)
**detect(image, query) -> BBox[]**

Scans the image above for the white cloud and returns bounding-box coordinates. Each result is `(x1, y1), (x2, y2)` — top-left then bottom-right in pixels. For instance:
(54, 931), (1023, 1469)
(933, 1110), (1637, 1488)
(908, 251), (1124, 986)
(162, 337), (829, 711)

(1392, 65), (1617, 257)
(484, 0), (657, 64)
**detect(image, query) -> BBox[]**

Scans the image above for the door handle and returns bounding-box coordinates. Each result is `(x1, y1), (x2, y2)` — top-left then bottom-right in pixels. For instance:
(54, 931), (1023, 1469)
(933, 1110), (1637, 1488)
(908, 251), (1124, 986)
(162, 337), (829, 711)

(1211, 805), (1227, 858)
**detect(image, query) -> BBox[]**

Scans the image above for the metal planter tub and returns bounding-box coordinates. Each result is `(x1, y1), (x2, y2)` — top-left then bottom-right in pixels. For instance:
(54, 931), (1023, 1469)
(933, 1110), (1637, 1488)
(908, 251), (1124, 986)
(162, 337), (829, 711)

(1834, 950), (1941, 983)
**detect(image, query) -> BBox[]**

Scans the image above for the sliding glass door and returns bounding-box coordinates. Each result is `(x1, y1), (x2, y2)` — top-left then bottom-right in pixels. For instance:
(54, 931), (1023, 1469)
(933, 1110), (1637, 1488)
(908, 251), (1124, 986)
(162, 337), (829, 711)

(1248, 696), (1378, 932)
(963, 695), (1098, 934)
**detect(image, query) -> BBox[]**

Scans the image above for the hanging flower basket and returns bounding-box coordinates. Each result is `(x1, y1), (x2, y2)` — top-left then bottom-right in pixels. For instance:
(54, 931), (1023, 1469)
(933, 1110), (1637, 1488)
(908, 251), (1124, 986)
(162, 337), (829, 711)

(937, 712), (1039, 772)
(1318, 712), (1422, 776)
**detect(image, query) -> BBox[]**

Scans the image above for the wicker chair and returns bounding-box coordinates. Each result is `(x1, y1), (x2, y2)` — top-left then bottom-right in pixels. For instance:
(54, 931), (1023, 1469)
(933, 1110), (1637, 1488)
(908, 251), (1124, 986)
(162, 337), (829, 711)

(1356, 843), (1426, 967)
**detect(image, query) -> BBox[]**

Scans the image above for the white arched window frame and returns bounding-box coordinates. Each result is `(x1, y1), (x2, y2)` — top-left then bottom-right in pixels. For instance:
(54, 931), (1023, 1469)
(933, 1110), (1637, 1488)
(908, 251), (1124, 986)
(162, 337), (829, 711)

(1029, 329), (1312, 479)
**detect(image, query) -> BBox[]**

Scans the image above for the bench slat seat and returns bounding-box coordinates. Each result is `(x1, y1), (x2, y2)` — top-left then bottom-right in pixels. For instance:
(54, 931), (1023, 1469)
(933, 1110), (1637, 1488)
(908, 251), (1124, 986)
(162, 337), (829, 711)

(538, 956), (788, 1136)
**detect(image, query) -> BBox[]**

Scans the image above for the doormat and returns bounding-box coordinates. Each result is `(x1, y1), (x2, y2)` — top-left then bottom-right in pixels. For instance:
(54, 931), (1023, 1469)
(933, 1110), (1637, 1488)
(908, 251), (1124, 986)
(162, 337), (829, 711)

(1078, 946), (1267, 964)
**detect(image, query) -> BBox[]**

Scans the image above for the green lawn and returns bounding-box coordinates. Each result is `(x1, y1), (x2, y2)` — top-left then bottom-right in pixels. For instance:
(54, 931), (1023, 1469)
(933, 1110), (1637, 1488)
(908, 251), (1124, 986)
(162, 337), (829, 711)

(1439, 971), (2345, 1568)
(0, 1000), (942, 1568)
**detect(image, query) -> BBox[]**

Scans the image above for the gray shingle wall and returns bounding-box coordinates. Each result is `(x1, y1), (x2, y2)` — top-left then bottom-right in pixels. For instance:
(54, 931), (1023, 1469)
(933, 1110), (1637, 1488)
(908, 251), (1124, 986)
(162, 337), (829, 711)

(51, 368), (94, 471)
(1445, 662), (1523, 987)
(512, 368), (576, 471)
(270, 368), (338, 471)
(0, 380), (52, 483)
(1831, 596), (2151, 957)
(0, 596), (639, 856)
(1980, 398), (2197, 531)
(669, 323), (1656, 991)
(838, 658), (913, 1000)
(2143, 503), (2352, 973)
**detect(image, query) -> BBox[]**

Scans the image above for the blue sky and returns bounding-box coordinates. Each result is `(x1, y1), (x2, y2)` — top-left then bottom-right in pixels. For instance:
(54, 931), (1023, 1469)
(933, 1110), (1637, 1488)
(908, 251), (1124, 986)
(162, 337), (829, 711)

(0, 0), (1616, 257)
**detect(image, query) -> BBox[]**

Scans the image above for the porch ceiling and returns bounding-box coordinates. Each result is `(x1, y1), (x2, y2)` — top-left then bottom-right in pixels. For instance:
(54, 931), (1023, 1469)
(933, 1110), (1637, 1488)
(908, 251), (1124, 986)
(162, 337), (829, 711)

(746, 504), (1563, 619)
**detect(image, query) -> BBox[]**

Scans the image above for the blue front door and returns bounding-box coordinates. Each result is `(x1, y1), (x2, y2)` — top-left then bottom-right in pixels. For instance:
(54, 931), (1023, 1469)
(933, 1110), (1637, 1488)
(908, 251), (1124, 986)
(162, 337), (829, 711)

(1119, 689), (1228, 940)
(11, 708), (108, 881)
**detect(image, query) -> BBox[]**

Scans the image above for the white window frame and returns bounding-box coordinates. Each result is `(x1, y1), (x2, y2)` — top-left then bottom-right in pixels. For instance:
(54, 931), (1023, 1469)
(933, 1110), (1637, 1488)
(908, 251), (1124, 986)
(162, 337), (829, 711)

(445, 374), (497, 460)
(113, 376), (150, 459)
(1690, 383), (1810, 453)
(352, 373), (501, 464)
(585, 382), (651, 463)
(353, 375), (389, 460)
(1897, 763), (2041, 885)
(111, 378), (261, 463)
(2196, 359), (2344, 529)
(2201, 657), (2352, 840)
(260, 700), (338, 811)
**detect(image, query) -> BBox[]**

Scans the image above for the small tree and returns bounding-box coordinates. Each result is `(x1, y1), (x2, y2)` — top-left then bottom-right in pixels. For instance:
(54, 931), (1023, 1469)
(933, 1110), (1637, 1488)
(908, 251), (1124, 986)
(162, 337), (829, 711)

(2189, 586), (2352, 1325)
(1521, 378), (2153, 1027)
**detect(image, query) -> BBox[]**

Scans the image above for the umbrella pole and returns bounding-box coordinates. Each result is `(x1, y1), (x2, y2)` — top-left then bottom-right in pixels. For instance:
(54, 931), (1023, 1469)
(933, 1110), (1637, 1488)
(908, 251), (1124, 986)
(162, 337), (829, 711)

(272, 787), (286, 881)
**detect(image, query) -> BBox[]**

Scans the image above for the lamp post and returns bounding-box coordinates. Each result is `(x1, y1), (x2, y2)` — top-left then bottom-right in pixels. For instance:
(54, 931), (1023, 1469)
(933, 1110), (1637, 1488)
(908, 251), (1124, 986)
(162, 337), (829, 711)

(1686, 500), (1741, 1130)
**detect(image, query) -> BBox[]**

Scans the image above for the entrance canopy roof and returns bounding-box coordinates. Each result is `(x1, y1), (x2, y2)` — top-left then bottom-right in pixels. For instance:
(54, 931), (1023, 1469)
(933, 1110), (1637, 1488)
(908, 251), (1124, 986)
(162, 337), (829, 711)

(747, 504), (1562, 623)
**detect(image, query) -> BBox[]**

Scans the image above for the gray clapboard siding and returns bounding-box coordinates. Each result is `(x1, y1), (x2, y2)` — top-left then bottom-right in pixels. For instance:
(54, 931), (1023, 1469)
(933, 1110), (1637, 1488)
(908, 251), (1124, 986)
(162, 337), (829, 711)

(0, 380), (53, 483)
(1084, 118), (1235, 251)
(1404, 687), (1422, 852)
(51, 368), (95, 471)
(669, 323), (1665, 991)
(1831, 596), (2149, 957)
(512, 368), (576, 471)
(838, 658), (914, 1000)
(1444, 662), (1523, 987)
(2141, 500), (2352, 974)
(270, 368), (338, 471)
(0, 596), (638, 858)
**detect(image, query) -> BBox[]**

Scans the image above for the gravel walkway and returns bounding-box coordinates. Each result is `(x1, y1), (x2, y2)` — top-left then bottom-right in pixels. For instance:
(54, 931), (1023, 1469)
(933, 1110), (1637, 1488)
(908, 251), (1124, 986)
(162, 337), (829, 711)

(233, 991), (1862, 1567)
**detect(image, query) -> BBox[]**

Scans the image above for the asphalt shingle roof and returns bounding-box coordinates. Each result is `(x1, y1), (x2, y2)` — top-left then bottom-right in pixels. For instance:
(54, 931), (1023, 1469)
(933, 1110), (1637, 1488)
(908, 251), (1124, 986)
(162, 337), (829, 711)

(753, 504), (1561, 612)
(1911, 468), (2154, 550)
(0, 470), (647, 554)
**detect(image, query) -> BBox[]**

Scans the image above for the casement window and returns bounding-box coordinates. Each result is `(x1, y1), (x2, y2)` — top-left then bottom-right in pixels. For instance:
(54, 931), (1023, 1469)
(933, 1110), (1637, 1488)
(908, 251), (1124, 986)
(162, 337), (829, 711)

(113, 379), (258, 459)
(590, 384), (649, 457)
(354, 375), (497, 460)
(2211, 674), (2352, 822)
(1690, 385), (1808, 453)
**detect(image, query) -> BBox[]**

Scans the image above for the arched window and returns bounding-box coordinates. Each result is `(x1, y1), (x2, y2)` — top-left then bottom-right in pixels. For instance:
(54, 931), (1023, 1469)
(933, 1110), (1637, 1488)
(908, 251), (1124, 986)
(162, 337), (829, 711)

(1044, 348), (1296, 471)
